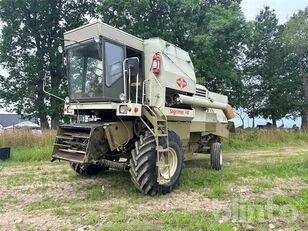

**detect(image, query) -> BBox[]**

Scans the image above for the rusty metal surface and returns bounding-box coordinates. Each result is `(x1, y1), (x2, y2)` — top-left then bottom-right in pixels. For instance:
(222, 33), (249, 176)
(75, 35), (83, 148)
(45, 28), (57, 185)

(52, 121), (133, 164)
(52, 122), (108, 163)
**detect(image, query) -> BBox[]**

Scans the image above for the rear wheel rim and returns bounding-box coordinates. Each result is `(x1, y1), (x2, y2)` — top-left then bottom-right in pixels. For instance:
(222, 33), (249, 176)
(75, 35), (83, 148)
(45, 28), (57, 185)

(160, 147), (178, 180)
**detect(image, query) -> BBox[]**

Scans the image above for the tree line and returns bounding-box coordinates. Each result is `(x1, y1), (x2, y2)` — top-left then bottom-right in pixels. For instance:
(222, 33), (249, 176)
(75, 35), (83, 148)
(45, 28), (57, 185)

(0, 0), (307, 128)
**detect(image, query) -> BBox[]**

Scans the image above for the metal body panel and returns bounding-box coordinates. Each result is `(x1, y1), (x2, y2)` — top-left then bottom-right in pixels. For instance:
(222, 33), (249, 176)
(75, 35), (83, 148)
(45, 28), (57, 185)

(64, 22), (143, 51)
(66, 102), (117, 112)
(143, 38), (196, 109)
(168, 121), (192, 159)
(164, 107), (194, 121)
(104, 121), (133, 151)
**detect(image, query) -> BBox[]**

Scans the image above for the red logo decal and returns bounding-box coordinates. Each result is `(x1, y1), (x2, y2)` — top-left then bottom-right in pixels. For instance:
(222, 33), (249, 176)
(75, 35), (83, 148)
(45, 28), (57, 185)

(176, 78), (187, 89)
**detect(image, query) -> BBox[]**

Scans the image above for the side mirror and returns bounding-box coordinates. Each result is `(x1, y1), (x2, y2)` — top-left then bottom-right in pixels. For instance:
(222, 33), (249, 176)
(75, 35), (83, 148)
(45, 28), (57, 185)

(126, 58), (139, 76)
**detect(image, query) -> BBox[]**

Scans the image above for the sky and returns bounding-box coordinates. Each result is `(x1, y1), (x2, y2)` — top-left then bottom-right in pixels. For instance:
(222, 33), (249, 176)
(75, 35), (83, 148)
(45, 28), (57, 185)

(241, 0), (308, 23)
(0, 1), (307, 126)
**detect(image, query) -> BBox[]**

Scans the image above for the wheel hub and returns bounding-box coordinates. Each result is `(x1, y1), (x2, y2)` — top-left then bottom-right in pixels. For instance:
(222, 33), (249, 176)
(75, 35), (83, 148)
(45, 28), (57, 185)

(159, 147), (178, 180)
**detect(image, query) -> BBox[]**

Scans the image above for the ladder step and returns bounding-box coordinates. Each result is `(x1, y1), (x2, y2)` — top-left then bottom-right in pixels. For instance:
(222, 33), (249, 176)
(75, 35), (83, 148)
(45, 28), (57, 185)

(52, 151), (84, 163)
(56, 135), (73, 140)
(54, 143), (70, 148)
(63, 132), (90, 139)
(59, 148), (86, 154)
(62, 140), (87, 146)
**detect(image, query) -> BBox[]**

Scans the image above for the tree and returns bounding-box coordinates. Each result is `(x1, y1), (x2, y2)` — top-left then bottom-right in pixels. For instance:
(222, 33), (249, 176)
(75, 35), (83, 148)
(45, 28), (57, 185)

(99, 0), (246, 105)
(99, 0), (194, 48)
(190, 2), (246, 97)
(243, 7), (301, 126)
(0, 0), (97, 128)
(283, 8), (308, 128)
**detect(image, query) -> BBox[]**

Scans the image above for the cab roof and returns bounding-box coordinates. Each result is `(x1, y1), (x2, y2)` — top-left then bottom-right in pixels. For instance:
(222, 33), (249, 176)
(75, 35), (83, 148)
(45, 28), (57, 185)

(64, 22), (144, 51)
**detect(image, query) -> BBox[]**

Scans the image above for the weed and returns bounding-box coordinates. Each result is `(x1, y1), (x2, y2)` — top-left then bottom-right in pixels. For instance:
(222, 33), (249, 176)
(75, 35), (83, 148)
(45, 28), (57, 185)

(53, 207), (66, 216)
(0, 195), (18, 211)
(272, 195), (290, 205)
(110, 204), (127, 213)
(84, 214), (101, 225)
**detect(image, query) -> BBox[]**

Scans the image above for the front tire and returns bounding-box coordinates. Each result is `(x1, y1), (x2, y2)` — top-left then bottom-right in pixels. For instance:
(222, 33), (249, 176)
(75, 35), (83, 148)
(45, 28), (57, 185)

(129, 131), (184, 195)
(210, 142), (222, 170)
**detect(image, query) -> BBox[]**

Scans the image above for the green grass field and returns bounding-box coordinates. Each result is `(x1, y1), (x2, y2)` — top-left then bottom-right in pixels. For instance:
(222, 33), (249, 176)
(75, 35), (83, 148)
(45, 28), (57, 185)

(0, 129), (307, 230)
(1, 129), (308, 162)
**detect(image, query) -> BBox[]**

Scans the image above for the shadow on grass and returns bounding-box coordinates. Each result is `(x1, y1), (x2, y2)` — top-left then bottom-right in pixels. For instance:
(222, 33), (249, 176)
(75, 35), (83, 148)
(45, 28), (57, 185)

(72, 169), (146, 202)
(185, 156), (211, 169)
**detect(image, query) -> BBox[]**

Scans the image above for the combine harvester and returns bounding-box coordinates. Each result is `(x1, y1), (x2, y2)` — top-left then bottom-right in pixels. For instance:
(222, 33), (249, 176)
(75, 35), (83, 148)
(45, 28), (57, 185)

(49, 22), (234, 195)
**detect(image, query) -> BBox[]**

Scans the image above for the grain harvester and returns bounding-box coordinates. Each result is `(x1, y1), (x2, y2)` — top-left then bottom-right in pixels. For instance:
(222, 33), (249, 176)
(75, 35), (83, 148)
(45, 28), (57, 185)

(50, 22), (234, 195)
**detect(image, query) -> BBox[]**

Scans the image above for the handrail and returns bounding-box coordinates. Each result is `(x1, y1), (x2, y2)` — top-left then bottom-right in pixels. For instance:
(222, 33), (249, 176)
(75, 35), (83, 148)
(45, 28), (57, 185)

(151, 73), (164, 108)
(122, 57), (140, 103)
(122, 60), (127, 101)
(144, 104), (158, 121)
(142, 73), (164, 108)
(142, 79), (150, 105)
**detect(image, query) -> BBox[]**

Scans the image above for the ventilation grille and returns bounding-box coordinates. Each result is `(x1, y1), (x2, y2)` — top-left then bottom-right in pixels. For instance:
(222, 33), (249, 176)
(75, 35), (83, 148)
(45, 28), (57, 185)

(196, 88), (207, 97)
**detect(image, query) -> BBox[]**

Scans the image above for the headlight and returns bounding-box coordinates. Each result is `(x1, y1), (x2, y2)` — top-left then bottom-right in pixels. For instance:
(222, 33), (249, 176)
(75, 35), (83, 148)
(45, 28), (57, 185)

(119, 105), (128, 114)
(119, 93), (126, 102)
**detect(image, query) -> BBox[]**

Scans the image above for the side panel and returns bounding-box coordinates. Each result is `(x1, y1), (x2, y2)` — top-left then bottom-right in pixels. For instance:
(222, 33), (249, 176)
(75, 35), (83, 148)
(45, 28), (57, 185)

(143, 38), (197, 109)
(191, 108), (229, 138)
(105, 121), (133, 151)
(164, 107), (194, 121)
(167, 122), (193, 160)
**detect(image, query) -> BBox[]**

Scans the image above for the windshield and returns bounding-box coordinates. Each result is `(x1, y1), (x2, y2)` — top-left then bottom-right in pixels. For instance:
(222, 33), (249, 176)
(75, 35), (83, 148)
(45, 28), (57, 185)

(68, 41), (103, 99)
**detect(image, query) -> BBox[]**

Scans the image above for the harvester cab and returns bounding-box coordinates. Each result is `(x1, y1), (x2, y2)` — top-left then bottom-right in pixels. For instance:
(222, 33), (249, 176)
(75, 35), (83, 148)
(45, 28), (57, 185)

(51, 22), (234, 195)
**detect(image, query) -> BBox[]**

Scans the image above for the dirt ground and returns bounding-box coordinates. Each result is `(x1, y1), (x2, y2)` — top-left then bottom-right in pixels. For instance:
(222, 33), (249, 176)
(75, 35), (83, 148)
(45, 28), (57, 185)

(0, 146), (307, 230)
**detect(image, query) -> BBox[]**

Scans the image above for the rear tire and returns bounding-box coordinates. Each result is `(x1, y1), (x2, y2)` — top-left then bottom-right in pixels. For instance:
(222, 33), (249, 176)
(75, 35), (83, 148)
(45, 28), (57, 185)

(70, 163), (105, 176)
(210, 142), (222, 170)
(129, 131), (184, 195)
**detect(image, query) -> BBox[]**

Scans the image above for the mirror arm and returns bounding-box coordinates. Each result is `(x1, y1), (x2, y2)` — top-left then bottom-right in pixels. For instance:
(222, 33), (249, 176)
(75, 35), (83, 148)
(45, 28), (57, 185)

(43, 76), (65, 102)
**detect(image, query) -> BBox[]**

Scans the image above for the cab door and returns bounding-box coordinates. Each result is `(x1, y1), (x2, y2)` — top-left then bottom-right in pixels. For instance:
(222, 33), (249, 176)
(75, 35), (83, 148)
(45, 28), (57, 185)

(103, 41), (125, 102)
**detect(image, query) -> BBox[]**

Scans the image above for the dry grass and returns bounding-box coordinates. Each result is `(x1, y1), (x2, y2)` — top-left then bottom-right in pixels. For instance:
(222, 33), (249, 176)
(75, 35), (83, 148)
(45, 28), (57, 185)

(0, 129), (56, 149)
(224, 129), (308, 151)
(0, 129), (56, 162)
(1, 128), (308, 161)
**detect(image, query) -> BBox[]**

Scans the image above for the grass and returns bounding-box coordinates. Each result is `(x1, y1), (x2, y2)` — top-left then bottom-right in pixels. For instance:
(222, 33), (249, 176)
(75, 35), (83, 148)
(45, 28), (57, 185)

(179, 151), (308, 200)
(0, 129), (55, 148)
(0, 195), (18, 212)
(0, 129), (55, 162)
(0, 129), (307, 230)
(0, 129), (307, 163)
(224, 129), (308, 151)
(94, 210), (233, 231)
(0, 156), (306, 230)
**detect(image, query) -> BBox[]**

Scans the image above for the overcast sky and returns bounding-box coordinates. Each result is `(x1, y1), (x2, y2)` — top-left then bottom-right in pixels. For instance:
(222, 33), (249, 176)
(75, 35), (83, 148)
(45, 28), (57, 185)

(241, 0), (308, 23)
(1, 0), (308, 117)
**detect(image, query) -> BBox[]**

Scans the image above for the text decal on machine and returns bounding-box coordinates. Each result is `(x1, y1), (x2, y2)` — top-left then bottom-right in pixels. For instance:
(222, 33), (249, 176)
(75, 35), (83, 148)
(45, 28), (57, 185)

(176, 77), (187, 89)
(169, 108), (190, 116)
